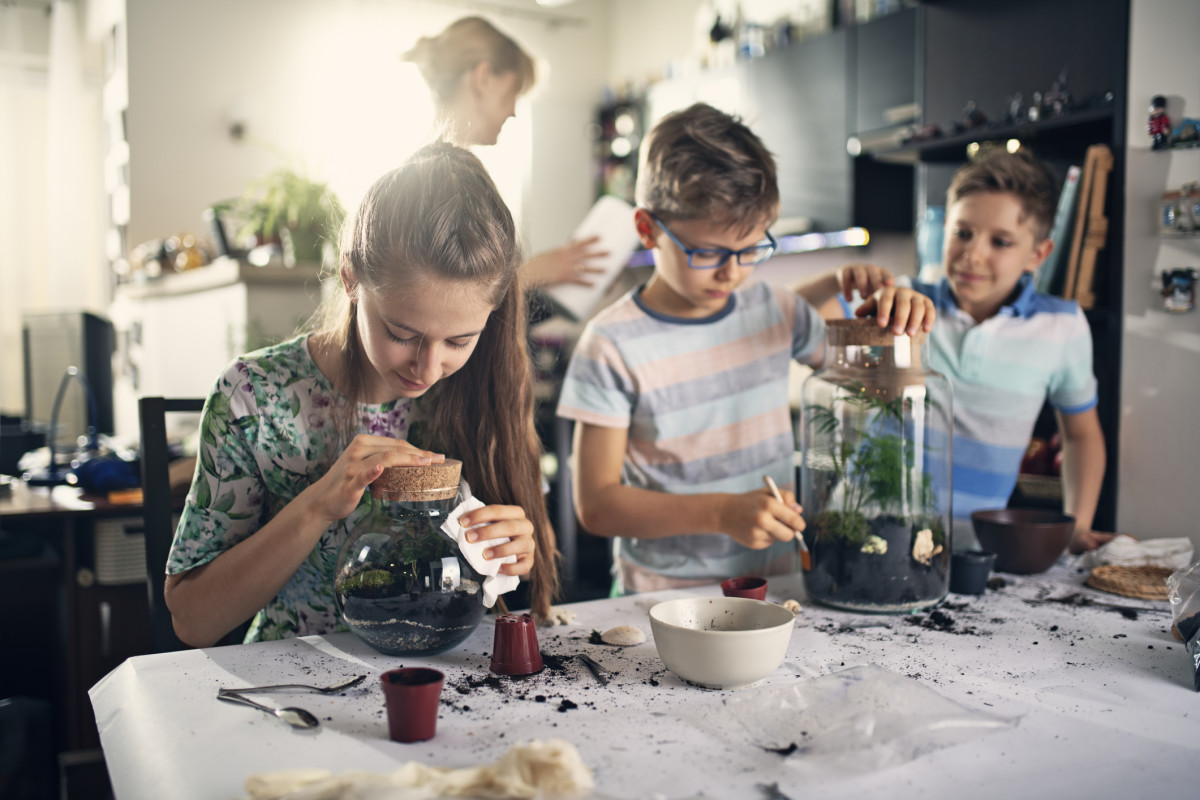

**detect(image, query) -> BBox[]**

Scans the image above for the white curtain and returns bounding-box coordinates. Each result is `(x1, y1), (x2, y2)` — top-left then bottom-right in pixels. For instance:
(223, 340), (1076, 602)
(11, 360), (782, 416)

(46, 0), (89, 308)
(0, 0), (105, 415)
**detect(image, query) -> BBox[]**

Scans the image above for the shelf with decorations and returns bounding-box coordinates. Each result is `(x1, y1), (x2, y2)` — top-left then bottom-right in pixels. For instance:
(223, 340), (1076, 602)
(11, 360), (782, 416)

(590, 99), (643, 205)
(864, 105), (1118, 165)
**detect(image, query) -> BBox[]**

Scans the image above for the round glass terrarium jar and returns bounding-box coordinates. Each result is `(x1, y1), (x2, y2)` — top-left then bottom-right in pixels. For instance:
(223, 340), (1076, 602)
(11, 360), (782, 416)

(334, 459), (486, 655)
(798, 319), (953, 612)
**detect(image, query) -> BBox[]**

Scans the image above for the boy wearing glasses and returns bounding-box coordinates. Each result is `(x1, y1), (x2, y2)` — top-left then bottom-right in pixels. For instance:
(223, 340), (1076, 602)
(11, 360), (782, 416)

(556, 103), (934, 593)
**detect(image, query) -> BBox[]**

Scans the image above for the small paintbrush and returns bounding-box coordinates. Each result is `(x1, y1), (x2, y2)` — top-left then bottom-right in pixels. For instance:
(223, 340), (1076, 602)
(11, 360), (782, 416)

(763, 475), (811, 571)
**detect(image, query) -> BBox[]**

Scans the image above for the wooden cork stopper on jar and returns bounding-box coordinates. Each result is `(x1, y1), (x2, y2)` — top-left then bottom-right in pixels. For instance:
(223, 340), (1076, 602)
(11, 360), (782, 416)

(370, 459), (462, 502)
(826, 318), (927, 347)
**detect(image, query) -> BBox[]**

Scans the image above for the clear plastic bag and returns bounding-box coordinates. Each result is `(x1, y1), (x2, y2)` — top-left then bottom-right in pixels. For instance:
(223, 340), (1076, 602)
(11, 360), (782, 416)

(722, 664), (1016, 774)
(1166, 560), (1200, 691)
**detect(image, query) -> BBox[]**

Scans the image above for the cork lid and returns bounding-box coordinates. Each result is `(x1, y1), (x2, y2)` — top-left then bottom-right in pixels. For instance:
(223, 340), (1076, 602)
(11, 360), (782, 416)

(826, 318), (926, 347)
(370, 459), (462, 502)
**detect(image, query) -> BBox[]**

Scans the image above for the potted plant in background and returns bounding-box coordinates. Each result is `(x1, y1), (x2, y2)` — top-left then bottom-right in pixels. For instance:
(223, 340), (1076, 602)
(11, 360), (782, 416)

(233, 166), (345, 267)
(797, 319), (953, 612)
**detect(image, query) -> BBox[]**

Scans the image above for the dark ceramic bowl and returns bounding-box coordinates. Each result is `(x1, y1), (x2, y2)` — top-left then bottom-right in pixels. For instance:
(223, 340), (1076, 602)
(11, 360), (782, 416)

(970, 508), (1075, 574)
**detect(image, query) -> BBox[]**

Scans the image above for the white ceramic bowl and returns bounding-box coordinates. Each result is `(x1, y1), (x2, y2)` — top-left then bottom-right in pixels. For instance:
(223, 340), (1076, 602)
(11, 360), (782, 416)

(648, 596), (796, 689)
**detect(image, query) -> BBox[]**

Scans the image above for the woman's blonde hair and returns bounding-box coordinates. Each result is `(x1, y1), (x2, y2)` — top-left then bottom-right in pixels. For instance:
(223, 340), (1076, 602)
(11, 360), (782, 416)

(311, 141), (559, 618)
(402, 16), (536, 105)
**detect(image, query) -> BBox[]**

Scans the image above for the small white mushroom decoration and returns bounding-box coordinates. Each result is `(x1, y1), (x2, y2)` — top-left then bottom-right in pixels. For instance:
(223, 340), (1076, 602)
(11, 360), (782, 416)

(781, 599), (802, 615)
(600, 625), (646, 646)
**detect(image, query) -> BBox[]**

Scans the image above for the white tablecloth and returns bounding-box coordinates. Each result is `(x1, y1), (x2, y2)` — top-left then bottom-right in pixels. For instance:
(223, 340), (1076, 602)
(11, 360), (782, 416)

(91, 563), (1198, 800)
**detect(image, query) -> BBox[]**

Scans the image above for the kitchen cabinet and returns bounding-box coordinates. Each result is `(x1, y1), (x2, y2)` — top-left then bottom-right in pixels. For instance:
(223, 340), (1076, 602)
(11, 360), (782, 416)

(108, 257), (323, 439)
(0, 486), (153, 797)
(853, 6), (919, 136)
(645, 22), (914, 234)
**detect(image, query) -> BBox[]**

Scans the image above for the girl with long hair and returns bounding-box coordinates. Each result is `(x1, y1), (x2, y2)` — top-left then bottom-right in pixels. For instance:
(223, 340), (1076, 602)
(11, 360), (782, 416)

(164, 142), (558, 647)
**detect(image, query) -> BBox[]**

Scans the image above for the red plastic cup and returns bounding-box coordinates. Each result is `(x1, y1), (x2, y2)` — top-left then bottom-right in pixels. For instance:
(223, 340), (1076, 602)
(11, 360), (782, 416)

(721, 576), (768, 601)
(381, 668), (444, 743)
(489, 613), (544, 676)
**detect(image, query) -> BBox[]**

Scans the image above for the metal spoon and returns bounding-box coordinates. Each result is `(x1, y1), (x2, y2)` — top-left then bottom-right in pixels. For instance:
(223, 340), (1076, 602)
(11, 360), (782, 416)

(218, 674), (366, 695)
(217, 691), (320, 729)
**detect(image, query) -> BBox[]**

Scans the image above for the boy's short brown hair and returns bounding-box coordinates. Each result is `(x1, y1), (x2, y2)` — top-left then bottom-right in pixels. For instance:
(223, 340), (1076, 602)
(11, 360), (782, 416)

(635, 103), (779, 236)
(947, 148), (1058, 241)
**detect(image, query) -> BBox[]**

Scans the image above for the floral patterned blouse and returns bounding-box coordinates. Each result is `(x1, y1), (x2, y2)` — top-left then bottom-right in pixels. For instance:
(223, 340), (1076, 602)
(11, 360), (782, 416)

(167, 335), (413, 642)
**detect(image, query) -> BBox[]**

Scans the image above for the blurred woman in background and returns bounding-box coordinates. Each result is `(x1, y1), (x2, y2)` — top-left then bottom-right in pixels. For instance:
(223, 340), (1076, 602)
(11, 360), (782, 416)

(403, 16), (607, 292)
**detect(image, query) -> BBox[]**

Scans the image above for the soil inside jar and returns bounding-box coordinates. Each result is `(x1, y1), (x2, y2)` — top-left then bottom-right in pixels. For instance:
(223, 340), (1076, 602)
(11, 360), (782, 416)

(803, 515), (949, 612)
(340, 579), (485, 656)
(335, 495), (487, 656)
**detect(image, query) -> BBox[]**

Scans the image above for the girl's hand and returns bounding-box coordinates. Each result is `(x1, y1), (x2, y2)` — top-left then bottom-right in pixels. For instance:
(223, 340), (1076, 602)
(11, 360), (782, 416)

(459, 504), (537, 577)
(838, 263), (896, 300)
(307, 434), (444, 524)
(717, 489), (806, 550)
(856, 287), (936, 335)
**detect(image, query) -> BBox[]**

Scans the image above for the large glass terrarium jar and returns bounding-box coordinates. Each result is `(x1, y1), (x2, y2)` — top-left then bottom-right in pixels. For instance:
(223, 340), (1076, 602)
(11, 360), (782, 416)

(798, 319), (953, 612)
(334, 459), (486, 655)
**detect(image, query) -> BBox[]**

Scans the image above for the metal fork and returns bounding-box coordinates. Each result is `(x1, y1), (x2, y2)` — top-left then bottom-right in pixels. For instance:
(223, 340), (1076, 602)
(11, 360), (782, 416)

(217, 674), (366, 695)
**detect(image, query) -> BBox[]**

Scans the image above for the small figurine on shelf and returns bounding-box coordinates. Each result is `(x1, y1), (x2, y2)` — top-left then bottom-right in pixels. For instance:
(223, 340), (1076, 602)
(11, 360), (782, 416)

(1161, 268), (1198, 313)
(1148, 95), (1172, 150)
(1180, 183), (1200, 231)
(1005, 92), (1024, 124)
(957, 100), (988, 133)
(1159, 191), (1184, 234)
(1044, 69), (1072, 116)
(1027, 91), (1043, 122)
(904, 123), (943, 144)
(1170, 118), (1200, 149)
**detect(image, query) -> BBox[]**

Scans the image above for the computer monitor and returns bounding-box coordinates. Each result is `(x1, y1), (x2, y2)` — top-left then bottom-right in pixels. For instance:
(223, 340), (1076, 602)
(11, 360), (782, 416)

(21, 311), (115, 447)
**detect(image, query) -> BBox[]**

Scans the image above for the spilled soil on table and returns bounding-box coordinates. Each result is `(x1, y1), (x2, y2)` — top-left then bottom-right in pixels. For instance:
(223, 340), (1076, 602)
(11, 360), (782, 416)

(437, 632), (669, 718)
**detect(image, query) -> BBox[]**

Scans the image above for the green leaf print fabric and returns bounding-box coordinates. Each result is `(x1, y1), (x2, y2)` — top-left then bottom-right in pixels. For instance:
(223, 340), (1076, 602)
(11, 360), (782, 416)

(167, 335), (413, 642)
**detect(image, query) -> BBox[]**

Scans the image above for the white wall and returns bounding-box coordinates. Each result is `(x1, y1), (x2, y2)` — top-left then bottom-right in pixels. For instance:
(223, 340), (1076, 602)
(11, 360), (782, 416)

(1120, 0), (1200, 550)
(608, 0), (703, 90)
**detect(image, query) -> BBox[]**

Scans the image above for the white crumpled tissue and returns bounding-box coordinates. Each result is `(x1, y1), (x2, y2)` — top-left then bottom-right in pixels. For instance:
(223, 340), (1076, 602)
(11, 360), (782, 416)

(441, 485), (518, 608)
(1081, 534), (1194, 571)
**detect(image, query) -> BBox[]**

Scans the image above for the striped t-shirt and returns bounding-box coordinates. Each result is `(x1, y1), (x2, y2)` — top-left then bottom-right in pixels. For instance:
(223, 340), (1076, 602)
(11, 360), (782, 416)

(556, 280), (825, 585)
(913, 275), (1097, 529)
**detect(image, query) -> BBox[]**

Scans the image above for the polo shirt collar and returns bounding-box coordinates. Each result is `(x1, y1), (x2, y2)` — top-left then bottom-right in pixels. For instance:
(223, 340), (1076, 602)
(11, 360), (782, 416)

(935, 273), (1038, 319)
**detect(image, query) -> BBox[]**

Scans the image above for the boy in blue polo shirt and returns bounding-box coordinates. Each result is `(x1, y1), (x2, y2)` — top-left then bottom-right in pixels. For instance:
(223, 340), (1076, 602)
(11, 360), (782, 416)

(857, 149), (1112, 553)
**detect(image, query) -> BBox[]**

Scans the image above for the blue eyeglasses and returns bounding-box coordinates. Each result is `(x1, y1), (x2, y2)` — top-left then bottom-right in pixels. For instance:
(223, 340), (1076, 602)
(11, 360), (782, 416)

(651, 214), (777, 269)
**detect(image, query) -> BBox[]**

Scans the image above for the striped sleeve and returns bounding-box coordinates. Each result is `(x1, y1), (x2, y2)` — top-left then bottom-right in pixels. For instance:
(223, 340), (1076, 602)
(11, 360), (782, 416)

(771, 285), (826, 364)
(556, 322), (636, 428)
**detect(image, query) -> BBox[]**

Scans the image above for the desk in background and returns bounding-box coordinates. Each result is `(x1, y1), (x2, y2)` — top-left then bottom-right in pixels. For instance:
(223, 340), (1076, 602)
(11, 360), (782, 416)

(0, 482), (152, 774)
(91, 567), (1196, 800)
